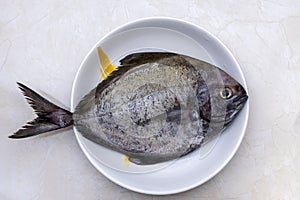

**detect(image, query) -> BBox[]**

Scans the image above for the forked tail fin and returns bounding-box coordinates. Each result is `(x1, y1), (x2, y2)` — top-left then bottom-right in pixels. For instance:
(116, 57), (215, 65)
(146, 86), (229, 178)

(9, 82), (73, 139)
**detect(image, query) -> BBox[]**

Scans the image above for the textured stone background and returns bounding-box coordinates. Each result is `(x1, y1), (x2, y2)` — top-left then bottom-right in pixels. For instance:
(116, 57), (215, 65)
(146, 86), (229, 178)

(1, 0), (300, 199)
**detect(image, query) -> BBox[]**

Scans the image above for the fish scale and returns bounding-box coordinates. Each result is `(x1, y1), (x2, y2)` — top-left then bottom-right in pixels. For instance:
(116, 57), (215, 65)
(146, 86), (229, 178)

(94, 62), (201, 154)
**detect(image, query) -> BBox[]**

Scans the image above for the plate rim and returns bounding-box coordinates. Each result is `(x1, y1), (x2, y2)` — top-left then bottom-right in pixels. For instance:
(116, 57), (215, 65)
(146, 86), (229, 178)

(71, 17), (249, 195)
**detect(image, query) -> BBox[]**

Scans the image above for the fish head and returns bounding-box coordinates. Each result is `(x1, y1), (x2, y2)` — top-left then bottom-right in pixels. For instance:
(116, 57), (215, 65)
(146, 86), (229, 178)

(196, 67), (248, 133)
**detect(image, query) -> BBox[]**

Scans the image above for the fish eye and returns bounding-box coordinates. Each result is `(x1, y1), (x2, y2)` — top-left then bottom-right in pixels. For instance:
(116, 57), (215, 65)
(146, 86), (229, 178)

(220, 87), (233, 99)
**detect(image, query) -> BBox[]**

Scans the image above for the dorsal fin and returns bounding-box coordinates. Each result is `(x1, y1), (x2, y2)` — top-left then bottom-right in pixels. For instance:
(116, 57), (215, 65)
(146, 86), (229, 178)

(119, 52), (177, 67)
(97, 46), (118, 79)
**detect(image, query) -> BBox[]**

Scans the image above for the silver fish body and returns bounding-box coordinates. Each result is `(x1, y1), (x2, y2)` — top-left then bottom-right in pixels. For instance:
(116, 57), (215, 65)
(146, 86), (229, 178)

(73, 52), (248, 165)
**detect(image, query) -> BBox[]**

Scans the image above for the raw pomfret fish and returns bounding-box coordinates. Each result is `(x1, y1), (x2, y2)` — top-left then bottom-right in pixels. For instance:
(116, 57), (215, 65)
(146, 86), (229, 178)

(10, 52), (248, 165)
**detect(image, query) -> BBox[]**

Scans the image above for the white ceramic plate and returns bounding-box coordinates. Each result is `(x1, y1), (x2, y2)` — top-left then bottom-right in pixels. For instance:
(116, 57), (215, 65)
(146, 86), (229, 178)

(71, 17), (249, 195)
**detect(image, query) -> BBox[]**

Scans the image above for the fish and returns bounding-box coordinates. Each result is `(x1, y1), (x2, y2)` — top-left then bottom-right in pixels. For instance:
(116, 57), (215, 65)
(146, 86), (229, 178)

(9, 52), (248, 165)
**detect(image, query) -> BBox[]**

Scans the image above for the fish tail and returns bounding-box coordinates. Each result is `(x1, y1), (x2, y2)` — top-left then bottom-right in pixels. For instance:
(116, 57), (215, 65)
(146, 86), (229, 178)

(8, 82), (73, 139)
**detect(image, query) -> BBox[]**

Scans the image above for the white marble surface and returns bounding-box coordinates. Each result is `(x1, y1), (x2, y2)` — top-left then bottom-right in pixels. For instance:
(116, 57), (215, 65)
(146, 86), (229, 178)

(1, 0), (300, 199)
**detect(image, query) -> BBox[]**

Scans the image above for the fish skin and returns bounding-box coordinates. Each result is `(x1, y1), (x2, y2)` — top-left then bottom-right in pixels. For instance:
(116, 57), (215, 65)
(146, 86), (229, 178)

(73, 52), (248, 165)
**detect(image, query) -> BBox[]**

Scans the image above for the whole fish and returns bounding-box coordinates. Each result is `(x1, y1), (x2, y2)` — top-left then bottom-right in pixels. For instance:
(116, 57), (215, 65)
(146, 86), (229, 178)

(10, 52), (248, 165)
